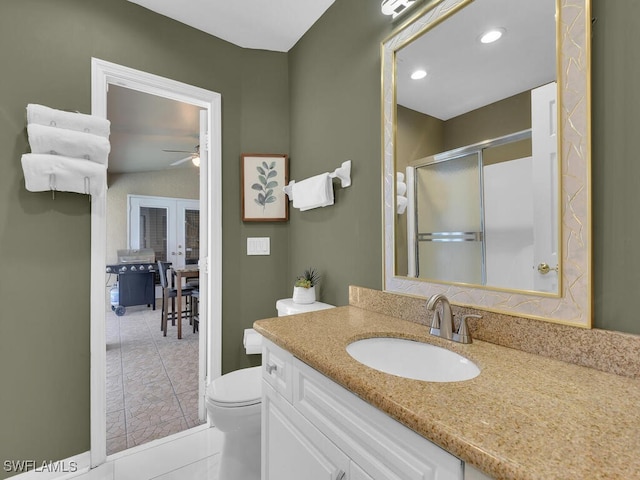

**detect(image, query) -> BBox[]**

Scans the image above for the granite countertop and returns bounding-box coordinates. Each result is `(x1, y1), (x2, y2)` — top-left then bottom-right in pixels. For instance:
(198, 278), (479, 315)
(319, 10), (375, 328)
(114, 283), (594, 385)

(254, 306), (640, 480)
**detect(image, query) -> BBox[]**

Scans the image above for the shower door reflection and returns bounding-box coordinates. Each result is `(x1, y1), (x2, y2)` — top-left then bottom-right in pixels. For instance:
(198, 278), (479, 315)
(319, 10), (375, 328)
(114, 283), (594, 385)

(414, 152), (484, 284)
(408, 128), (557, 293)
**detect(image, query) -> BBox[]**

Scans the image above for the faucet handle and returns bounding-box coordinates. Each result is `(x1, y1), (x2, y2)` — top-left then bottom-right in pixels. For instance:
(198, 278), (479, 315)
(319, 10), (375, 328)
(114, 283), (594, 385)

(456, 314), (481, 344)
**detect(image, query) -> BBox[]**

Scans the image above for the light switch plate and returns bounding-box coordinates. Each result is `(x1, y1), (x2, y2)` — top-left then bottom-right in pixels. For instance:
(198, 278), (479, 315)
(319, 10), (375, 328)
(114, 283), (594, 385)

(247, 237), (270, 256)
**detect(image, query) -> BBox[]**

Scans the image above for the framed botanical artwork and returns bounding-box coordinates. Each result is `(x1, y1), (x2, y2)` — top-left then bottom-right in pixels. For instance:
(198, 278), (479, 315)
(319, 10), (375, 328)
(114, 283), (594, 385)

(241, 153), (289, 222)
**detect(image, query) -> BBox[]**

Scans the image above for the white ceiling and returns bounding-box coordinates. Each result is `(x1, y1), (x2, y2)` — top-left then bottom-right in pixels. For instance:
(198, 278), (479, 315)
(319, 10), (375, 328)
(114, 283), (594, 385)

(127, 0), (336, 52)
(396, 0), (556, 120)
(110, 0), (556, 173)
(109, 1), (336, 173)
(107, 85), (202, 174)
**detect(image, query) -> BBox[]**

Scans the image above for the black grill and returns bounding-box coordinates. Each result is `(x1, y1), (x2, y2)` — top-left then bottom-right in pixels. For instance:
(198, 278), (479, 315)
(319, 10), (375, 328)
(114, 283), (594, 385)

(107, 262), (157, 316)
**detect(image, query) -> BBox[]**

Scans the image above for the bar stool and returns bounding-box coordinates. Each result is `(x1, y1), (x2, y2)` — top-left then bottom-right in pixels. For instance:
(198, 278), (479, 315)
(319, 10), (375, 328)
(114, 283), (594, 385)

(191, 289), (199, 333)
(157, 261), (194, 337)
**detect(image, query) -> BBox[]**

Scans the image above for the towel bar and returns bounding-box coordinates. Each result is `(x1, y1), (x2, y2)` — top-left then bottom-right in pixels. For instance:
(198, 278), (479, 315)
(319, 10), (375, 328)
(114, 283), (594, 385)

(283, 160), (352, 201)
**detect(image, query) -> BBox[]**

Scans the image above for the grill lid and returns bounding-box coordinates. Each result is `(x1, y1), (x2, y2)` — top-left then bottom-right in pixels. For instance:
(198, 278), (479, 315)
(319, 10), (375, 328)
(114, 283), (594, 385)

(117, 249), (155, 264)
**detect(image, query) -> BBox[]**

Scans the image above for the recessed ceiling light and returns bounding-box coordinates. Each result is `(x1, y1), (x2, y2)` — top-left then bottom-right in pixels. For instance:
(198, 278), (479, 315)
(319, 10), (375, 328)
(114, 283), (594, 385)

(411, 69), (427, 80)
(480, 28), (505, 44)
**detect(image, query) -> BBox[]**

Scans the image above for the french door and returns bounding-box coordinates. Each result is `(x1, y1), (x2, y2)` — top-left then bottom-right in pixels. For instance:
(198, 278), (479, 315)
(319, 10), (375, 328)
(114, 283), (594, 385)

(128, 195), (200, 270)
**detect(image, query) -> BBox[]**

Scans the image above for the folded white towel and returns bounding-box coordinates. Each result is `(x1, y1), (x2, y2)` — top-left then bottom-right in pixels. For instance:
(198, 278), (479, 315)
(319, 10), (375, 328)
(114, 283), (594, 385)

(28, 124), (110, 165)
(243, 328), (263, 355)
(27, 104), (111, 138)
(292, 173), (334, 211)
(21, 154), (107, 196)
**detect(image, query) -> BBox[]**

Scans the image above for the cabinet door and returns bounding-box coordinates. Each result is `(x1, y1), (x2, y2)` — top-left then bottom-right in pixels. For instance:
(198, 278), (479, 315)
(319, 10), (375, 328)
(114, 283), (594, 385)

(263, 381), (349, 480)
(293, 359), (463, 480)
(351, 462), (374, 480)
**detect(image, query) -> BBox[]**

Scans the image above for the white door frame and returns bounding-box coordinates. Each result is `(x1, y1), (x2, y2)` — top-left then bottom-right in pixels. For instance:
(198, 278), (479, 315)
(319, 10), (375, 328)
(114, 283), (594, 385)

(90, 58), (222, 467)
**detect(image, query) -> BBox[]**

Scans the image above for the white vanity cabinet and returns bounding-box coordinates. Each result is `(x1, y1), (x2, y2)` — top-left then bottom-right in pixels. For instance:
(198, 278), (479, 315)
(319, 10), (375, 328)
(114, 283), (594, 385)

(262, 339), (472, 480)
(263, 381), (350, 479)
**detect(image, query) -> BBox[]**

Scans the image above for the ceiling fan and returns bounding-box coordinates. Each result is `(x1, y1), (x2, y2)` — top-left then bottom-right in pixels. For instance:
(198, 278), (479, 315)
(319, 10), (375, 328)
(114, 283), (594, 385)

(163, 144), (200, 167)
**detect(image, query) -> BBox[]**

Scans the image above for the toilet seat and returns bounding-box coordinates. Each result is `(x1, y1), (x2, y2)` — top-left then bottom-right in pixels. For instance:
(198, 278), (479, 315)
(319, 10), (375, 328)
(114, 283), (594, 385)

(207, 366), (262, 407)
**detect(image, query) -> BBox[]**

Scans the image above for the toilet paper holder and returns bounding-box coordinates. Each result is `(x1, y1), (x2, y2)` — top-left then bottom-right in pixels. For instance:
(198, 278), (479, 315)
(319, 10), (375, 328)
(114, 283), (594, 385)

(243, 328), (263, 355)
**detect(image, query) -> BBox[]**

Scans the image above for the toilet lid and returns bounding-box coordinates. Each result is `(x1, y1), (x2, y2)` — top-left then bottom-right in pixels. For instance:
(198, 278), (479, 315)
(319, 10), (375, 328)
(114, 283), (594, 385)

(207, 366), (262, 407)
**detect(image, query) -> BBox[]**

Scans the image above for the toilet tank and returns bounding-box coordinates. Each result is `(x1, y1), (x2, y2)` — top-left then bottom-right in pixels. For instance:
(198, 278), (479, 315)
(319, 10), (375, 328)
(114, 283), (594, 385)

(276, 298), (335, 316)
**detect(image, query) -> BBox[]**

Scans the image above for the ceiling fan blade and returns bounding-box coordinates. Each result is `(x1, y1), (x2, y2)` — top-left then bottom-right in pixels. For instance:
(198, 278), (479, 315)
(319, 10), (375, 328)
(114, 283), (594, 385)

(170, 155), (193, 166)
(163, 149), (194, 154)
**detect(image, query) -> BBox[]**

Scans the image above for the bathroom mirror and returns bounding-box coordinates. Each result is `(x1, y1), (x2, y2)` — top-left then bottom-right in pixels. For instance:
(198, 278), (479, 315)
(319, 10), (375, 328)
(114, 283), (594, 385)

(382, 0), (592, 327)
(395, 0), (558, 295)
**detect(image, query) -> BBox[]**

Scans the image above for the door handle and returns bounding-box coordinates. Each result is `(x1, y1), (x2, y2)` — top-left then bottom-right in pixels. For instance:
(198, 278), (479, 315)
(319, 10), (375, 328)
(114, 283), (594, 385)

(537, 263), (558, 275)
(335, 470), (346, 480)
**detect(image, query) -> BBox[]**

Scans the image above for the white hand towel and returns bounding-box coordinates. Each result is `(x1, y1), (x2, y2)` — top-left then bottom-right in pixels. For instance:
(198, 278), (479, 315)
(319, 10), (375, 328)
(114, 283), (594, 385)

(28, 124), (111, 165)
(21, 154), (107, 196)
(292, 173), (334, 211)
(243, 328), (263, 355)
(27, 104), (111, 138)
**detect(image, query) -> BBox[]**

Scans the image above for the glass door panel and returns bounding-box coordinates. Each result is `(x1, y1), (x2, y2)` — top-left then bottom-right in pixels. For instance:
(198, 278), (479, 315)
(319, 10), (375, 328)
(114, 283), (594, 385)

(129, 195), (199, 270)
(414, 152), (483, 283)
(139, 206), (168, 263)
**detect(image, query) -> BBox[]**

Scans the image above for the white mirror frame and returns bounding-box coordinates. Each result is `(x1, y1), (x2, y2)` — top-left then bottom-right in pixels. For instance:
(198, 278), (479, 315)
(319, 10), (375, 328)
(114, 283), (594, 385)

(382, 0), (592, 327)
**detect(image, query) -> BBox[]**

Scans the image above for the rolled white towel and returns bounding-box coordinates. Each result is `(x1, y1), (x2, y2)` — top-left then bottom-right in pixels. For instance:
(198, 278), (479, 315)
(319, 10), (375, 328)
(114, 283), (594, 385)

(21, 153), (107, 196)
(396, 172), (405, 183)
(397, 195), (408, 214)
(397, 180), (407, 197)
(292, 173), (334, 211)
(28, 124), (110, 165)
(27, 104), (111, 138)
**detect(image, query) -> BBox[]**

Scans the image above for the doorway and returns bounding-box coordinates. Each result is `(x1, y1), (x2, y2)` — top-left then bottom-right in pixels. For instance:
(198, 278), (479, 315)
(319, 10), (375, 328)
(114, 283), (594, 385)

(91, 58), (222, 467)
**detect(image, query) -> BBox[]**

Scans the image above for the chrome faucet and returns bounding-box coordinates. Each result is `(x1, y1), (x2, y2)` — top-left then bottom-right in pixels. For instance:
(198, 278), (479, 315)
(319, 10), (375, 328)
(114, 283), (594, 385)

(426, 293), (454, 340)
(426, 294), (480, 344)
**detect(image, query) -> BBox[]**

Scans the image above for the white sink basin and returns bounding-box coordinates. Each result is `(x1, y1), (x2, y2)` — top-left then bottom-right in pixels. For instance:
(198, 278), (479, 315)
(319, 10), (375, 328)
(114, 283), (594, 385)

(346, 337), (480, 382)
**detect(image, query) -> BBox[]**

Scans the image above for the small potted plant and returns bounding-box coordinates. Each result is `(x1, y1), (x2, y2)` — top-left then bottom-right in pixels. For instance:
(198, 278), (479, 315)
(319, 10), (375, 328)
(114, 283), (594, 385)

(292, 267), (320, 304)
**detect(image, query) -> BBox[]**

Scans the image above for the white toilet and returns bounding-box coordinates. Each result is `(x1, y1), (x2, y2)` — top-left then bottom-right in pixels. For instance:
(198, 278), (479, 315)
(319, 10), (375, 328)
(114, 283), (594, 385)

(206, 298), (335, 480)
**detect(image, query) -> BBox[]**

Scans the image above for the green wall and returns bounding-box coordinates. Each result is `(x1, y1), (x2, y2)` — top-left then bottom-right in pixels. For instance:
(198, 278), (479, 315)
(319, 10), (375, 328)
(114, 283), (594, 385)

(0, 0), (638, 476)
(592, 0), (640, 334)
(442, 90), (531, 151)
(287, 0), (390, 306)
(0, 0), (289, 476)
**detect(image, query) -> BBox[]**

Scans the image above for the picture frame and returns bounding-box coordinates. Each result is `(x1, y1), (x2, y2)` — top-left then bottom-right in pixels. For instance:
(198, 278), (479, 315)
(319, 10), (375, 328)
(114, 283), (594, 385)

(241, 153), (289, 222)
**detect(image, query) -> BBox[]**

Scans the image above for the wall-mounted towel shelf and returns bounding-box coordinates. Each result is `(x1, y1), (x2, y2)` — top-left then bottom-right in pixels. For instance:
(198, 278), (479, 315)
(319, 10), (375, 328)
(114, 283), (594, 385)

(22, 104), (111, 198)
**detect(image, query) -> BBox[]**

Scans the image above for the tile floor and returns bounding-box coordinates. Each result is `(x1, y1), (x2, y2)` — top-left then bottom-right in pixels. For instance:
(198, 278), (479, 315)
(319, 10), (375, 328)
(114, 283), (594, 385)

(105, 301), (205, 455)
(59, 427), (223, 480)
